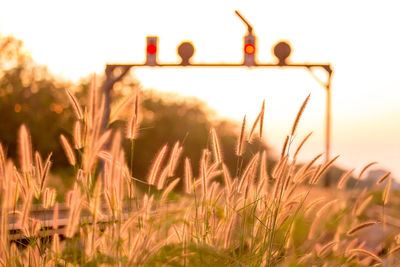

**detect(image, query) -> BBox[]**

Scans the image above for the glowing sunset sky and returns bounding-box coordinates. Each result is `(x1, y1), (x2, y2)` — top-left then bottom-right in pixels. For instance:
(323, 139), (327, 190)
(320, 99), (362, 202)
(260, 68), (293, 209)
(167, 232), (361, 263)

(1, 0), (399, 179)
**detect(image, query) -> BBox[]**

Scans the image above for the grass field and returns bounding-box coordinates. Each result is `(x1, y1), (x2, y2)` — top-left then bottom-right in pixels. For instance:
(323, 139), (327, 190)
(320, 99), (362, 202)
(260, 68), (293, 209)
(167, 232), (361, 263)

(0, 83), (398, 266)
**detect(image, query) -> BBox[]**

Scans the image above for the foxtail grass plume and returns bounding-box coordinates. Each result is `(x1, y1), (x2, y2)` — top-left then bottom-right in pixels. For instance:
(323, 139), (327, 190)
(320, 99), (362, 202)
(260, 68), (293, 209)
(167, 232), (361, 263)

(376, 171), (391, 185)
(348, 248), (382, 263)
(73, 120), (83, 149)
(358, 162), (378, 180)
(259, 99), (265, 138)
(337, 168), (354, 189)
(110, 93), (136, 123)
(293, 131), (313, 160)
(347, 221), (378, 236)
(281, 135), (289, 159)
(310, 155), (339, 184)
(236, 115), (246, 156)
(126, 114), (138, 140)
(383, 177), (392, 205)
(210, 128), (222, 164)
(147, 145), (168, 185)
(87, 75), (98, 130)
(184, 158), (193, 194)
(19, 125), (32, 173)
(65, 89), (83, 120)
(291, 93), (310, 136)
(160, 178), (180, 204)
(167, 141), (182, 177)
(248, 100), (265, 142)
(355, 195), (373, 216)
(60, 134), (76, 166)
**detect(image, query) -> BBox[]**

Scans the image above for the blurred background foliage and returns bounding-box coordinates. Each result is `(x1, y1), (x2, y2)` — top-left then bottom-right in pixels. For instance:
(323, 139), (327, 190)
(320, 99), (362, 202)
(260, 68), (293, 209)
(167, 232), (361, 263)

(0, 34), (270, 193)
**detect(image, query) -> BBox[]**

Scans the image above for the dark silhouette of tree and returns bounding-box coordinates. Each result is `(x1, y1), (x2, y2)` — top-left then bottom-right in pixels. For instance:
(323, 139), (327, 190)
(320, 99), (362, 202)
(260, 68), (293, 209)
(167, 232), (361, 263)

(0, 35), (74, 169)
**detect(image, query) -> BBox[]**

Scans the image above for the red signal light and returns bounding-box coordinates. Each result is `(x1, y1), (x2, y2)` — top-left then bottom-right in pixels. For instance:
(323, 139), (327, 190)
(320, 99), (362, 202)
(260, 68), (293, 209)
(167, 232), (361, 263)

(147, 44), (157, 55)
(244, 43), (255, 55)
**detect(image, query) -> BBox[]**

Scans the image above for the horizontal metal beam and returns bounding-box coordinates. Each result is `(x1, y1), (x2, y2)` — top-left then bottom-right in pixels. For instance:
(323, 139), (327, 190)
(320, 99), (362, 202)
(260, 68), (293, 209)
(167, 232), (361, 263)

(106, 63), (331, 71)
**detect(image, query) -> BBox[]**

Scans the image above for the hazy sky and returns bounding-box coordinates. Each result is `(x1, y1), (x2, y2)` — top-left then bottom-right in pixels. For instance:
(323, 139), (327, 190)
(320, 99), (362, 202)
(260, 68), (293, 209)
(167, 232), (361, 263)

(1, 0), (399, 179)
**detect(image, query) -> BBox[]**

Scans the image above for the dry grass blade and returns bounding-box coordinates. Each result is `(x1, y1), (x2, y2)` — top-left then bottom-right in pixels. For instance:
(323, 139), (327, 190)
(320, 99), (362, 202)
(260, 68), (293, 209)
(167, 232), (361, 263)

(110, 94), (135, 123)
(126, 114), (138, 140)
(19, 125), (32, 173)
(60, 134), (76, 166)
(337, 168), (355, 189)
(355, 195), (373, 216)
(383, 177), (392, 205)
(317, 241), (337, 258)
(19, 188), (33, 228)
(167, 141), (182, 177)
(210, 128), (222, 164)
(40, 153), (52, 191)
(147, 145), (168, 185)
(316, 199), (338, 217)
(65, 189), (83, 238)
(35, 151), (43, 181)
(222, 163), (232, 194)
(259, 100), (265, 138)
(259, 150), (268, 183)
(73, 120), (83, 149)
(358, 162), (378, 180)
(347, 221), (378, 236)
(351, 188), (367, 216)
(238, 153), (259, 193)
(160, 178), (180, 203)
(376, 171), (391, 185)
(281, 135), (289, 159)
(310, 155), (340, 184)
(65, 89), (83, 120)
(201, 153), (207, 198)
(389, 245), (400, 255)
(156, 167), (169, 190)
(291, 93), (310, 136)
(42, 188), (56, 209)
(184, 158), (193, 194)
(348, 248), (382, 263)
(53, 203), (59, 230)
(293, 131), (313, 160)
(248, 109), (262, 142)
(87, 75), (97, 130)
(0, 143), (5, 178)
(84, 129), (111, 172)
(236, 115), (246, 156)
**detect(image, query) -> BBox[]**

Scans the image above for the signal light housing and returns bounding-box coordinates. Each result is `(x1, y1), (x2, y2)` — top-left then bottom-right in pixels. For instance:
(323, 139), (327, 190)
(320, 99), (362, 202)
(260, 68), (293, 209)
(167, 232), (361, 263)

(243, 33), (256, 66)
(145, 36), (158, 66)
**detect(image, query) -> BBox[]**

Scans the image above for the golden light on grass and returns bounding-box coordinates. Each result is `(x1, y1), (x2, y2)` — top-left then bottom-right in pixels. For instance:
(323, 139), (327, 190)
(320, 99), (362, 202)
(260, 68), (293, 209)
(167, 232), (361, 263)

(383, 177), (392, 205)
(358, 161), (378, 180)
(147, 144), (168, 185)
(290, 93), (310, 136)
(337, 168), (355, 189)
(59, 134), (76, 166)
(73, 120), (83, 149)
(236, 115), (246, 156)
(65, 89), (83, 120)
(1, 89), (397, 265)
(184, 158), (193, 194)
(347, 221), (378, 236)
(348, 248), (382, 263)
(18, 125), (32, 174)
(210, 128), (222, 164)
(376, 171), (391, 185)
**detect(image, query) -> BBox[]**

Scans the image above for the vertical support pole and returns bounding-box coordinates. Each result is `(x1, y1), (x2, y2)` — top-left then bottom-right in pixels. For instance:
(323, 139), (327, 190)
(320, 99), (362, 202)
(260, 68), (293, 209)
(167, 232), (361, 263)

(99, 65), (132, 183)
(324, 67), (333, 186)
(101, 67), (113, 136)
